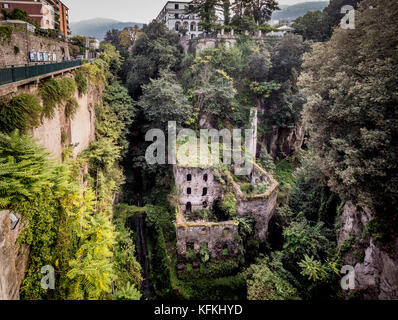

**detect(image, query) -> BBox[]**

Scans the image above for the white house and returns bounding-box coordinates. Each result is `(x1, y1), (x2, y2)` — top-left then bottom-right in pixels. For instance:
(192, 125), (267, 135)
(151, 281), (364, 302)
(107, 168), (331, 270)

(157, 1), (202, 39)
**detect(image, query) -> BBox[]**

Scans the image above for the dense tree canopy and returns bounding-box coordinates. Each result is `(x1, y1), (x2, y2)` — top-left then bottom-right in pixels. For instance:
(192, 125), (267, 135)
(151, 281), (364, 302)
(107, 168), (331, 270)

(126, 21), (183, 99)
(299, 0), (398, 228)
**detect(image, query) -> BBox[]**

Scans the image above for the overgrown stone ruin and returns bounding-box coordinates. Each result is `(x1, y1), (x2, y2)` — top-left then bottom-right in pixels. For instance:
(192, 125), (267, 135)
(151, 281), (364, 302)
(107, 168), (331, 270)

(174, 162), (278, 274)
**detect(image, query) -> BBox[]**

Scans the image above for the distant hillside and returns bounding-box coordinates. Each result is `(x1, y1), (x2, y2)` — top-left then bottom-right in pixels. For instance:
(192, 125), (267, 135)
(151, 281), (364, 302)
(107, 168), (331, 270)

(272, 1), (329, 20)
(70, 18), (144, 40)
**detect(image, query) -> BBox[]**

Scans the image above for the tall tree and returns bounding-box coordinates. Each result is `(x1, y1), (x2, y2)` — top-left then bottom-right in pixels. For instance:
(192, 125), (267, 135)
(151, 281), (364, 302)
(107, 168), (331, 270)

(232, 0), (279, 25)
(299, 0), (398, 232)
(187, 0), (220, 33)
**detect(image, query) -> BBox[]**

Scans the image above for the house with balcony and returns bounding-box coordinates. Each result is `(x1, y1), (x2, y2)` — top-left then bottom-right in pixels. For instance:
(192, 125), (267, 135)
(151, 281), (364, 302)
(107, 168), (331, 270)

(0, 0), (70, 37)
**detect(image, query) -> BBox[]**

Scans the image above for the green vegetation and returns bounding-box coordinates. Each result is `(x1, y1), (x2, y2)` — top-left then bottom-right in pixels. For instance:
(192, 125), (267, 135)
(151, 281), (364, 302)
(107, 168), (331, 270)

(244, 255), (301, 300)
(0, 0), (394, 302)
(292, 0), (361, 42)
(0, 94), (42, 133)
(299, 0), (398, 239)
(0, 44), (142, 300)
(40, 77), (77, 119)
(74, 69), (88, 96)
(2, 8), (32, 24)
(0, 25), (13, 44)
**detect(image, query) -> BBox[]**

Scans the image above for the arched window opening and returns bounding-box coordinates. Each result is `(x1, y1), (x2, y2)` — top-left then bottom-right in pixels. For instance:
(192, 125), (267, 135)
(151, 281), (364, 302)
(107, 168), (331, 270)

(187, 174), (192, 181)
(202, 188), (208, 196)
(186, 202), (192, 213)
(203, 174), (208, 182)
(187, 188), (192, 195)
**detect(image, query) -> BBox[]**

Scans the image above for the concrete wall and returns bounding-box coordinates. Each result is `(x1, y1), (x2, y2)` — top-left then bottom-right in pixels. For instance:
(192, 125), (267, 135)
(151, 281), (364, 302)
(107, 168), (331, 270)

(0, 28), (70, 67)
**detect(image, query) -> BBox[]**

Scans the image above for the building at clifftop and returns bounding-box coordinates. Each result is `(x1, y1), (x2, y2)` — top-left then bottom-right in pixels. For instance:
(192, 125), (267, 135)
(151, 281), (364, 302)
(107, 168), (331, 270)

(157, 1), (202, 39)
(0, 0), (70, 37)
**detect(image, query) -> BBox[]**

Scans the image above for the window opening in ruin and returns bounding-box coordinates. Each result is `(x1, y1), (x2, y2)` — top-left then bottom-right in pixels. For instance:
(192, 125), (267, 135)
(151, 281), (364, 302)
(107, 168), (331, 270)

(222, 243), (229, 255)
(187, 174), (192, 181)
(202, 188), (208, 196)
(187, 188), (192, 195)
(202, 201), (208, 208)
(186, 242), (194, 250)
(203, 174), (208, 182)
(186, 202), (192, 213)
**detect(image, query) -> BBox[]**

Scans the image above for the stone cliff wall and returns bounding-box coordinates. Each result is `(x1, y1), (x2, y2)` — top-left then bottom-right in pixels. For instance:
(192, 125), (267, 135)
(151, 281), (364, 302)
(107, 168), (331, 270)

(0, 28), (70, 67)
(338, 201), (398, 300)
(0, 73), (102, 300)
(0, 211), (29, 300)
(261, 124), (304, 159)
(10, 73), (100, 160)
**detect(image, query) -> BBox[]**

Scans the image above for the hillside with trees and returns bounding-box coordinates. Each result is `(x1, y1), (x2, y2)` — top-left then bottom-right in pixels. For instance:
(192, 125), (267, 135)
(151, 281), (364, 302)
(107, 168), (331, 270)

(0, 0), (397, 302)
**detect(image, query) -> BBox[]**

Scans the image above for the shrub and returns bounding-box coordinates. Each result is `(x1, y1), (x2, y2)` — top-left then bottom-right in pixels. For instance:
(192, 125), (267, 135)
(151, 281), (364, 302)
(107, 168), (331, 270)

(0, 26), (13, 44)
(40, 79), (62, 118)
(75, 69), (88, 96)
(40, 78), (77, 119)
(0, 94), (42, 133)
(244, 256), (301, 300)
(64, 97), (79, 119)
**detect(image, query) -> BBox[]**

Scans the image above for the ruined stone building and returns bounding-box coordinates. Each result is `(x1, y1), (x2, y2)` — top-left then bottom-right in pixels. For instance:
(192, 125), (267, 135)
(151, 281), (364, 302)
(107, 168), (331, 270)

(174, 161), (278, 272)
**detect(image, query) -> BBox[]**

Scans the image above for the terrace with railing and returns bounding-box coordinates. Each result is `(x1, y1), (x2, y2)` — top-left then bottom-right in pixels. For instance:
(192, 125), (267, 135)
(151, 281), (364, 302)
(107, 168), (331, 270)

(0, 60), (82, 87)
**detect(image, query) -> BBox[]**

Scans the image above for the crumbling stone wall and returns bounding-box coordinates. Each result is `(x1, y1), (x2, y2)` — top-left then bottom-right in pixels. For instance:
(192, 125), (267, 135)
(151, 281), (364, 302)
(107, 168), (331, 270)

(236, 191), (278, 241)
(173, 166), (224, 216)
(4, 73), (100, 160)
(0, 28), (70, 67)
(233, 164), (279, 241)
(176, 222), (239, 270)
(174, 163), (279, 272)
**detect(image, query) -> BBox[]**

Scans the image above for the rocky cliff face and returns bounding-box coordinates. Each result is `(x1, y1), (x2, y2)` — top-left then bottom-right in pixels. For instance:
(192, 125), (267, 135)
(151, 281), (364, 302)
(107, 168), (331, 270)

(30, 78), (99, 160)
(338, 201), (398, 300)
(0, 211), (29, 300)
(0, 75), (103, 300)
(264, 124), (304, 158)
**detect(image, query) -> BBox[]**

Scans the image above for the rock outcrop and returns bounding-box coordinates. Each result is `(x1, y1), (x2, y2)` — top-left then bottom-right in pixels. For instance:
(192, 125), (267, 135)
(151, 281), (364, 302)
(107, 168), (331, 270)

(338, 201), (398, 300)
(0, 211), (29, 300)
(266, 124), (304, 158)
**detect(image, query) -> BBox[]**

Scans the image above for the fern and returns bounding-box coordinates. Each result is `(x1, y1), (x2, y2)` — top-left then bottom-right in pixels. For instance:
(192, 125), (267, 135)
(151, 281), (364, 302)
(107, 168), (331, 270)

(65, 97), (79, 119)
(0, 94), (42, 133)
(40, 77), (77, 119)
(0, 131), (56, 208)
(75, 69), (88, 96)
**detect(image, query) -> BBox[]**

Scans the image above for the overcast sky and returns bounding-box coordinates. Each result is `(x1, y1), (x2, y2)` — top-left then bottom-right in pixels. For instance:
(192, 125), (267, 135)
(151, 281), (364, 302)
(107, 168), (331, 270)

(63, 0), (328, 23)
